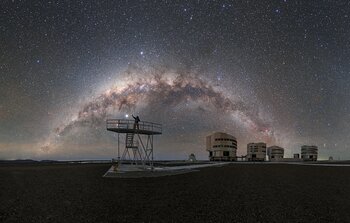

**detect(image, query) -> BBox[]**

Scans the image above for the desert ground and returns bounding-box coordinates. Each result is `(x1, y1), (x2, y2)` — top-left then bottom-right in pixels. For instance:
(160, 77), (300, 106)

(1, 162), (350, 222)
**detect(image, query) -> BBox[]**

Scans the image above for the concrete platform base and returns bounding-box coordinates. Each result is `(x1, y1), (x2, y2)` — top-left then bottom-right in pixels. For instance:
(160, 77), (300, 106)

(103, 162), (230, 178)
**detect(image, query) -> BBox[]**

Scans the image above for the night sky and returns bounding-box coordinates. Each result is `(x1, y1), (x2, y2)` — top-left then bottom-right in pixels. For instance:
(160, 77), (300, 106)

(1, 0), (350, 160)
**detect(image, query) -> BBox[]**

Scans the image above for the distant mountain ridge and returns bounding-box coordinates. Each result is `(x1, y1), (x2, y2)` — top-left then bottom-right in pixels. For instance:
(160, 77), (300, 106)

(0, 159), (59, 164)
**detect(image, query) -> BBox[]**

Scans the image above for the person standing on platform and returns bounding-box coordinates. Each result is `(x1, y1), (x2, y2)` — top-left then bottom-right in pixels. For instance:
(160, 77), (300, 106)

(132, 115), (140, 130)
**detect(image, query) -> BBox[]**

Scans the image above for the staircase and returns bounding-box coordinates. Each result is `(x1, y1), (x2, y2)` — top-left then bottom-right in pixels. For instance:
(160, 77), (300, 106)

(126, 133), (138, 148)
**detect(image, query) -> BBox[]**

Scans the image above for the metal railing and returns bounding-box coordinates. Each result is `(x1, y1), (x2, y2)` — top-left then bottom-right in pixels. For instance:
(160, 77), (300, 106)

(106, 119), (162, 134)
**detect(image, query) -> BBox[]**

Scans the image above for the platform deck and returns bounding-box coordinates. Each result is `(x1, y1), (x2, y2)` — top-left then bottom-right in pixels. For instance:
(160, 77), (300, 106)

(106, 119), (162, 135)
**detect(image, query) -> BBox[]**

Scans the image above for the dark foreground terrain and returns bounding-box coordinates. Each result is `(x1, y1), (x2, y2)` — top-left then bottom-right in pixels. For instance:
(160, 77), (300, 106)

(1, 163), (350, 223)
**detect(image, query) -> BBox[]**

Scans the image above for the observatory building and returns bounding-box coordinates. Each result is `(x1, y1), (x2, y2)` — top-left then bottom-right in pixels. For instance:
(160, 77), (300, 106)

(247, 142), (266, 161)
(301, 145), (318, 161)
(267, 146), (284, 161)
(206, 132), (237, 161)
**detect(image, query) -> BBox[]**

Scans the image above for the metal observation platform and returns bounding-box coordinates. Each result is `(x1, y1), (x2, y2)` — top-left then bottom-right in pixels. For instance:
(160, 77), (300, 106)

(106, 119), (162, 135)
(106, 119), (162, 170)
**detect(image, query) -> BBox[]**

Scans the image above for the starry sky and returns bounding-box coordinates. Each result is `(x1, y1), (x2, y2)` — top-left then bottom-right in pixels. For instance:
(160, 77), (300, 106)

(1, 0), (350, 160)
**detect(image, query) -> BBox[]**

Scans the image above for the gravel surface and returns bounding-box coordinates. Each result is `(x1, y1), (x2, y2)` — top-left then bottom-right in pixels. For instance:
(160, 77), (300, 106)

(1, 163), (350, 223)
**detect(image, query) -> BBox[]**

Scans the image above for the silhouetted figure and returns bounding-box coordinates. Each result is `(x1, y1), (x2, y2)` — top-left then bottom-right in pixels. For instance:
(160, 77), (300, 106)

(132, 115), (140, 130)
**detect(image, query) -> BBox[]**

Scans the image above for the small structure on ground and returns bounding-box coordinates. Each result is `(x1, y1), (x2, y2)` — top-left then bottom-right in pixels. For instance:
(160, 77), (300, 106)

(247, 142), (266, 161)
(206, 132), (237, 161)
(188, 153), (197, 162)
(301, 145), (318, 161)
(267, 146), (284, 161)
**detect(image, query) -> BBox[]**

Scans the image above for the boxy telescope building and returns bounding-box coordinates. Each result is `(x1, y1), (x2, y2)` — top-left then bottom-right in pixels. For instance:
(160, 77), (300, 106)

(206, 132), (237, 161)
(301, 145), (318, 161)
(247, 142), (267, 161)
(267, 146), (284, 161)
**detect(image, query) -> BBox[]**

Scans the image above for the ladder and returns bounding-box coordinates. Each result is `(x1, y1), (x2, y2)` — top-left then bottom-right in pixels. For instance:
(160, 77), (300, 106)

(122, 132), (143, 165)
(126, 133), (137, 148)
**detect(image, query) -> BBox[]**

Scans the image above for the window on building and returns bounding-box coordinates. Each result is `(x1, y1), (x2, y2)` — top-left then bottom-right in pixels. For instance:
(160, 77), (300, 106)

(223, 151), (229, 156)
(209, 151), (213, 157)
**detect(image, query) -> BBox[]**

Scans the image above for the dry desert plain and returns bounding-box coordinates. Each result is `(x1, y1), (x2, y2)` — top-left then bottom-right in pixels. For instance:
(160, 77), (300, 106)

(1, 162), (350, 222)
